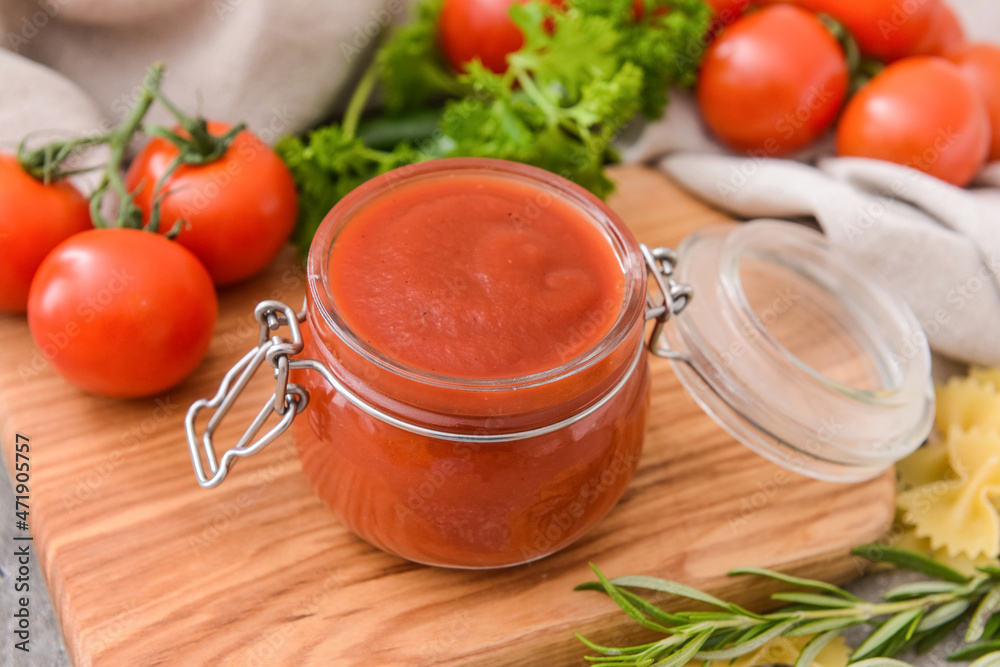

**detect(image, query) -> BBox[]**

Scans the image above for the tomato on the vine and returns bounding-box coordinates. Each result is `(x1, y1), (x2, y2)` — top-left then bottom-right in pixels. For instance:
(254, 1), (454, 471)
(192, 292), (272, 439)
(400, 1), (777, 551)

(949, 43), (1000, 162)
(0, 154), (92, 313)
(910, 1), (965, 58)
(438, 0), (563, 74)
(27, 229), (217, 398)
(704, 0), (751, 25)
(696, 5), (848, 155)
(766, 0), (959, 62)
(837, 57), (989, 187)
(126, 122), (297, 286)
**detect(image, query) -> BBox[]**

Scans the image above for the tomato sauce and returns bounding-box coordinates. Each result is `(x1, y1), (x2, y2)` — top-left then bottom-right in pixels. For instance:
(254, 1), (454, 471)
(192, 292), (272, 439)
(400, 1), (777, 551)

(327, 173), (626, 378)
(293, 160), (649, 568)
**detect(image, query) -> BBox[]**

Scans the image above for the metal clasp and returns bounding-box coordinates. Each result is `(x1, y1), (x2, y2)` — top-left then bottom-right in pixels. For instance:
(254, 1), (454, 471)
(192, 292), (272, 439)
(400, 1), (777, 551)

(186, 300), (310, 488)
(641, 243), (694, 362)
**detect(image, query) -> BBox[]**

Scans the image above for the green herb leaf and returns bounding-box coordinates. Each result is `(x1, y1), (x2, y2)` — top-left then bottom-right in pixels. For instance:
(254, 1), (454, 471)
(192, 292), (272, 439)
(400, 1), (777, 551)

(984, 613), (1000, 641)
(729, 567), (862, 601)
(951, 640), (1000, 661)
(915, 614), (965, 654)
(275, 128), (426, 254)
(884, 580), (962, 601)
(590, 565), (676, 634)
(852, 608), (924, 661)
(786, 617), (860, 637)
(794, 629), (841, 667)
(770, 592), (856, 609)
(575, 634), (661, 657)
(918, 599), (971, 632)
(375, 0), (468, 112)
(607, 575), (733, 611)
(970, 584), (1000, 642)
(969, 652), (1000, 667)
(655, 630), (712, 667)
(570, 0), (712, 118)
(695, 619), (799, 661)
(852, 545), (970, 584)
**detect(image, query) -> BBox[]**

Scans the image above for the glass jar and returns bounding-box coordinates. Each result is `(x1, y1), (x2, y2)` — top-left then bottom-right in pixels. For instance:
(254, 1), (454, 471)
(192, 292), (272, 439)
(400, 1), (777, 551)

(186, 158), (934, 569)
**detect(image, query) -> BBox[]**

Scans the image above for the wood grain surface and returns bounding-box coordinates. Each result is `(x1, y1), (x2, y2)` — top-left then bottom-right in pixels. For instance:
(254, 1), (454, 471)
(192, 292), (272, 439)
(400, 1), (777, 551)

(0, 166), (894, 666)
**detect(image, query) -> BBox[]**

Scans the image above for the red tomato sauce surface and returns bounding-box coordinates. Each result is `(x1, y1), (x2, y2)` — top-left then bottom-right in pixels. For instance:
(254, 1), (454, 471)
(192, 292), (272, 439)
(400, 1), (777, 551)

(327, 172), (625, 378)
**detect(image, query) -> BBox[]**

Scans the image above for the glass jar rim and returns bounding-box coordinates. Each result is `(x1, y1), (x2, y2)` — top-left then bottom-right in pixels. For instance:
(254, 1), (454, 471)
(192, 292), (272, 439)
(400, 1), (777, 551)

(306, 158), (647, 393)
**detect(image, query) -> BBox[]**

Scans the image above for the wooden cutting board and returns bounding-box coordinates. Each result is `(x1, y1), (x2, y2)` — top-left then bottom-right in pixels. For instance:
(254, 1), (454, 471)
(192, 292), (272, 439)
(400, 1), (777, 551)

(0, 166), (894, 667)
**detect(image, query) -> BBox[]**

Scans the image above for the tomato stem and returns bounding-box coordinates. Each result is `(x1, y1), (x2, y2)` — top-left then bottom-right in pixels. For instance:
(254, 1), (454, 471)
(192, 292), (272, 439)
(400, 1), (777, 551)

(146, 82), (245, 166)
(16, 132), (112, 184)
(91, 62), (165, 229)
(817, 13), (874, 97)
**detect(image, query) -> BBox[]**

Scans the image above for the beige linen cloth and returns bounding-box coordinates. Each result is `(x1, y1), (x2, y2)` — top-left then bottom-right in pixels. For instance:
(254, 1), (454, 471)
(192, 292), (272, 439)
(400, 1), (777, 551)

(1, 0), (998, 366)
(0, 0), (387, 147)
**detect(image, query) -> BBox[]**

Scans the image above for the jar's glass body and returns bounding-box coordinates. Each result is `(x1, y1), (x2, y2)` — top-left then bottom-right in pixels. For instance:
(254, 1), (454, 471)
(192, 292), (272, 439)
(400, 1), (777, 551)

(293, 159), (650, 568)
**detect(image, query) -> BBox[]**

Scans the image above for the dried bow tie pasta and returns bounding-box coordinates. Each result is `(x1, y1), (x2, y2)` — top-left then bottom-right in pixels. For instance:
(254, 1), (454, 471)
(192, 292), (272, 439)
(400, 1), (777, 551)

(893, 527), (999, 577)
(694, 634), (851, 667)
(935, 373), (1000, 433)
(895, 369), (1000, 561)
(896, 438), (950, 490)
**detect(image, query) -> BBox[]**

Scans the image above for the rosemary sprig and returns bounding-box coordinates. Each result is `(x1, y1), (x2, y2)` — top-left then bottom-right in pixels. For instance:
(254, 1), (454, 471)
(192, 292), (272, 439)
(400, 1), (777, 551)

(576, 544), (1000, 666)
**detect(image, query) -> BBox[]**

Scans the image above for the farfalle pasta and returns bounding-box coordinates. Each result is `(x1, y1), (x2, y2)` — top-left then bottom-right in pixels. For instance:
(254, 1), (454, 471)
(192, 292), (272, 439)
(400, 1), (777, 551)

(894, 368), (1000, 563)
(935, 374), (1000, 433)
(695, 634), (850, 667)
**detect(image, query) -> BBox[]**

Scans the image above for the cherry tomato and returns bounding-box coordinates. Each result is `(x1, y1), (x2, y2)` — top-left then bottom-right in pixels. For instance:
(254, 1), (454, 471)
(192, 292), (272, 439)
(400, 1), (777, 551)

(126, 122), (297, 286)
(697, 5), (848, 155)
(837, 57), (989, 187)
(27, 229), (217, 398)
(705, 0), (751, 26)
(765, 0), (949, 62)
(438, 0), (563, 74)
(949, 43), (1000, 162)
(0, 154), (92, 313)
(910, 1), (965, 58)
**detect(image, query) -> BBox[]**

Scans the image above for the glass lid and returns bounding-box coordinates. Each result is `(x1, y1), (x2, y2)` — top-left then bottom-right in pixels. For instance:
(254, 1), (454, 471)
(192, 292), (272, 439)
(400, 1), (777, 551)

(658, 220), (935, 483)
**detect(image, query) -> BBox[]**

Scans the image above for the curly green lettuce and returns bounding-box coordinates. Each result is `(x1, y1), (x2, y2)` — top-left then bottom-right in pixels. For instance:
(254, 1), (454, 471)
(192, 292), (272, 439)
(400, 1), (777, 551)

(280, 0), (711, 254)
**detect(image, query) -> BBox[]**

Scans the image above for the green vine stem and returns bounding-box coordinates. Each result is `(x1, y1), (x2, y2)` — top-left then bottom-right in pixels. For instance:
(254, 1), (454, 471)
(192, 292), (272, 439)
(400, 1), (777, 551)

(16, 132), (112, 184)
(89, 62), (165, 229)
(342, 62), (380, 141)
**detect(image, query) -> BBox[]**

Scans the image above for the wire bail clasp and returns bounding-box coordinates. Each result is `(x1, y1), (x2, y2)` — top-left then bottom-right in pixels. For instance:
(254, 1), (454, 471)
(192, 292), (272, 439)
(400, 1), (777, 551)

(185, 300), (310, 488)
(641, 244), (694, 361)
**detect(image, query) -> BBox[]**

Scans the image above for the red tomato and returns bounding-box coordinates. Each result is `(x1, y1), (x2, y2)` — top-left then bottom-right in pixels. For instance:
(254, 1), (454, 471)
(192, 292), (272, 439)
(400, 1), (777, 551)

(706, 0), (752, 26)
(949, 43), (1000, 161)
(837, 57), (989, 187)
(696, 5), (848, 155)
(910, 1), (965, 57)
(438, 0), (563, 74)
(27, 229), (217, 398)
(766, 0), (946, 62)
(126, 122), (297, 286)
(0, 154), (92, 313)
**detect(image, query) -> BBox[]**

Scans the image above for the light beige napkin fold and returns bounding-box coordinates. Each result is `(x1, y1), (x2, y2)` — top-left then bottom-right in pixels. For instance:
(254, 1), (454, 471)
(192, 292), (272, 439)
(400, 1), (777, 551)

(648, 149), (1000, 368)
